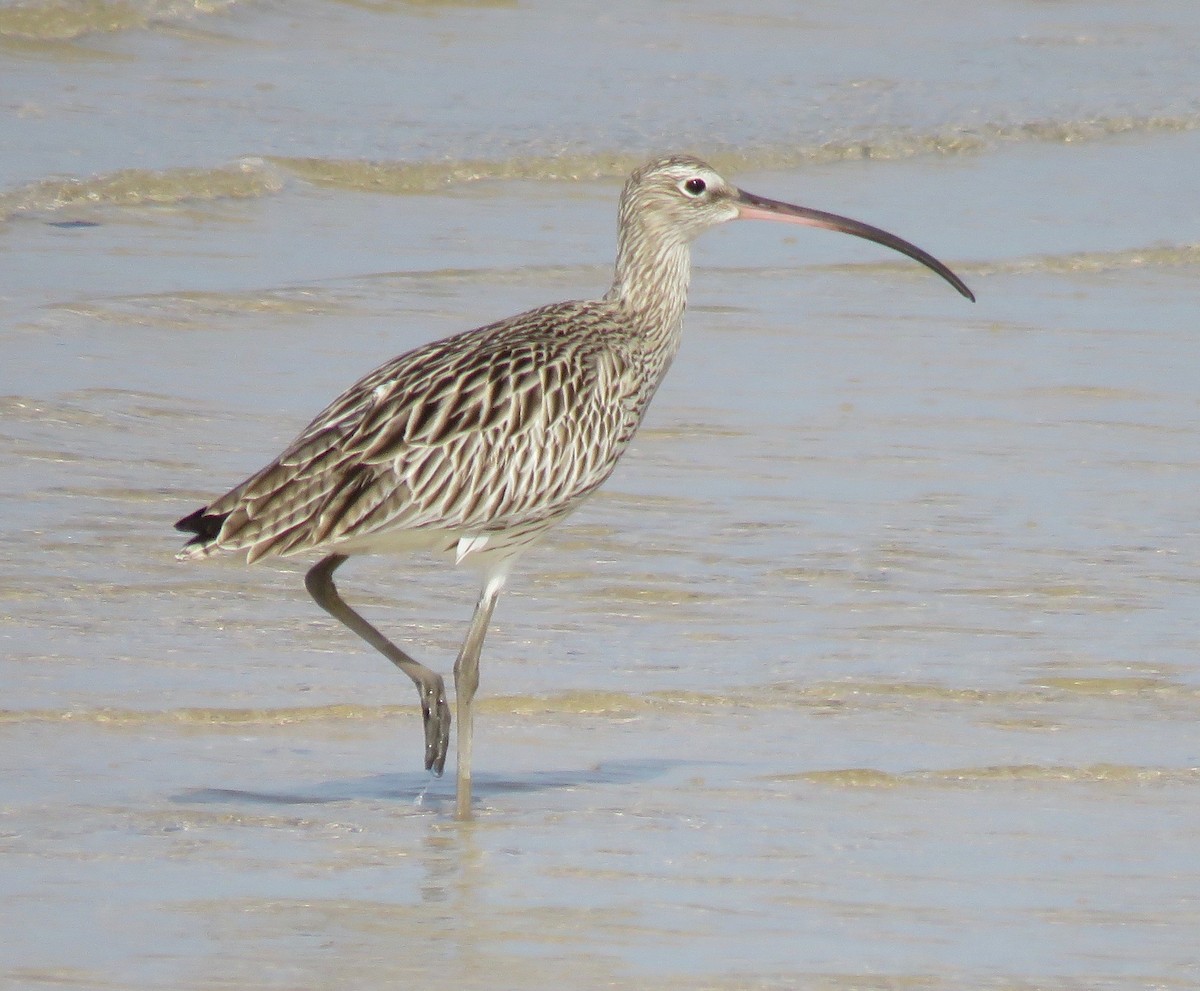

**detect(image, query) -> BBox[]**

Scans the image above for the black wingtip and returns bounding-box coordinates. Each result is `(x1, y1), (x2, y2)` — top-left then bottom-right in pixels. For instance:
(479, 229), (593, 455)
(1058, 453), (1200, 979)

(175, 506), (228, 543)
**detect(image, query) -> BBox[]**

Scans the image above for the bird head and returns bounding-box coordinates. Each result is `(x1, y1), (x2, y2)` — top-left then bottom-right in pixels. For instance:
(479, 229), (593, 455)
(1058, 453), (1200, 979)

(619, 155), (974, 301)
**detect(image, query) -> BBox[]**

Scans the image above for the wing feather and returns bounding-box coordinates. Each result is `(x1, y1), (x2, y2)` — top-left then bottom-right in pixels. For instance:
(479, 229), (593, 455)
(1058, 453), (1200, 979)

(182, 301), (645, 562)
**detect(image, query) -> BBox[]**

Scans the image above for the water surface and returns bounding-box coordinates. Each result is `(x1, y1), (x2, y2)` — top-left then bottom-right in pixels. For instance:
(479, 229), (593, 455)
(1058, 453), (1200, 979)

(2, 2), (1199, 988)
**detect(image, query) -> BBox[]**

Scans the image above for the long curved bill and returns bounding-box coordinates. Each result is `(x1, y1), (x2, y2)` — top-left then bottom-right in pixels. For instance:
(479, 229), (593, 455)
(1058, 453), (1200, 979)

(735, 189), (975, 302)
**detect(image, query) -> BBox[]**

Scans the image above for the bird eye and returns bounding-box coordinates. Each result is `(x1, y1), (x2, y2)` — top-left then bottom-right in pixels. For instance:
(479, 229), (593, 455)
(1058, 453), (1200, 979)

(682, 177), (707, 197)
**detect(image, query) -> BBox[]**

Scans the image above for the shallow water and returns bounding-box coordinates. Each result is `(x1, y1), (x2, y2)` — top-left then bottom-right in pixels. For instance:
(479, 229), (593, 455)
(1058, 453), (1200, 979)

(2, 2), (1200, 989)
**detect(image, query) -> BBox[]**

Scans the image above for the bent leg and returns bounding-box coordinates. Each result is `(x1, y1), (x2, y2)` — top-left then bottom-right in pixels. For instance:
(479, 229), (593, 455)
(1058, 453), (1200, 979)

(305, 554), (452, 775)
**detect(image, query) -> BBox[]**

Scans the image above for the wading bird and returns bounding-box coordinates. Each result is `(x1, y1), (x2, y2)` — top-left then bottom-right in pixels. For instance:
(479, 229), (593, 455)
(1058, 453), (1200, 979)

(177, 155), (973, 817)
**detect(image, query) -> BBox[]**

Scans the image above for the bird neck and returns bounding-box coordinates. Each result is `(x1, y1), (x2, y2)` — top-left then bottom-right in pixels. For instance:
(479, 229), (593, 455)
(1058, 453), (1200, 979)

(604, 224), (692, 351)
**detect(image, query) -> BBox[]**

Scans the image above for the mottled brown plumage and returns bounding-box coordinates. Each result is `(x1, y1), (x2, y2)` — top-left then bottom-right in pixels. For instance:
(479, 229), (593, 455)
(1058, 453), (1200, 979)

(177, 155), (972, 817)
(179, 301), (649, 567)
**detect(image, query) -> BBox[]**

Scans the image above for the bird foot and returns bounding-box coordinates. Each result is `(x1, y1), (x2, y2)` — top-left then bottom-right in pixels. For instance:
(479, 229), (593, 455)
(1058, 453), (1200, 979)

(420, 677), (451, 776)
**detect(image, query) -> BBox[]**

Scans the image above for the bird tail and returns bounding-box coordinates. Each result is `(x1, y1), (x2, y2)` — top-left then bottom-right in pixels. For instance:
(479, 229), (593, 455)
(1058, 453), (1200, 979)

(174, 506), (231, 561)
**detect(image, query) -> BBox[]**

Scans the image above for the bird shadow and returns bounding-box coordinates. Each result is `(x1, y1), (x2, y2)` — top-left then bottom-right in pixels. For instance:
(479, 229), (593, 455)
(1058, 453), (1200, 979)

(170, 757), (699, 814)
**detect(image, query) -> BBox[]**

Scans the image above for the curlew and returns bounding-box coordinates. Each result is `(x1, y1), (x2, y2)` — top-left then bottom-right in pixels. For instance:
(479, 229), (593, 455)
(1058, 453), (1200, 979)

(176, 155), (974, 818)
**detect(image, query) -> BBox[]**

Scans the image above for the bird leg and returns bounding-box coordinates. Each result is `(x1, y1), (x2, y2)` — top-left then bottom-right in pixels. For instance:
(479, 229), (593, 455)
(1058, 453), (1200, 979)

(452, 574), (505, 819)
(305, 554), (452, 775)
